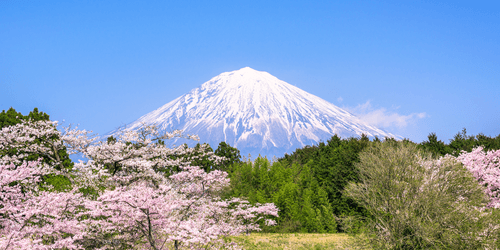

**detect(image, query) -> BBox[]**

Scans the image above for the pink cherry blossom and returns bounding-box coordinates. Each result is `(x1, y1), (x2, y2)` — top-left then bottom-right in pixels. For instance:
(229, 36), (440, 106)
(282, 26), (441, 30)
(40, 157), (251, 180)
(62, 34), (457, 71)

(0, 121), (278, 249)
(0, 161), (85, 249)
(458, 147), (500, 208)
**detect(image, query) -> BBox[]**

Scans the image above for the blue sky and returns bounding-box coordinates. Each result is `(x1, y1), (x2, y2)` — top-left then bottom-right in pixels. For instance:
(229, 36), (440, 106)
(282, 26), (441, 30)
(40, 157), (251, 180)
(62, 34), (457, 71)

(1, 0), (499, 144)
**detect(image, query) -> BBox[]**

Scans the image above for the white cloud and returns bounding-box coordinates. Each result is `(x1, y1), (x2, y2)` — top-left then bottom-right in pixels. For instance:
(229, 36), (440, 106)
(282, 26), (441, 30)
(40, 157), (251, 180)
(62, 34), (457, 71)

(345, 100), (427, 129)
(337, 96), (343, 103)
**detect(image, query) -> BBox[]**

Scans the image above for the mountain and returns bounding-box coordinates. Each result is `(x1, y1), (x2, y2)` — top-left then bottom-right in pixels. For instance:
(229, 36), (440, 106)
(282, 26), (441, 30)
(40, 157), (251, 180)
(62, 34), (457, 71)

(110, 67), (398, 157)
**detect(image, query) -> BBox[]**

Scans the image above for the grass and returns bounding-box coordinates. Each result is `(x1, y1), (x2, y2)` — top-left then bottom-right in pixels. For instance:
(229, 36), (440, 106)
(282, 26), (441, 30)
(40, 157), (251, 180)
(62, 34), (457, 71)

(229, 233), (352, 250)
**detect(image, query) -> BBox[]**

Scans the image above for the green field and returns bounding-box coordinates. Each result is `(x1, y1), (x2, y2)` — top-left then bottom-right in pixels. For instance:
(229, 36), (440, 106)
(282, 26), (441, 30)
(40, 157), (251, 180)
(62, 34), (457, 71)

(230, 233), (353, 250)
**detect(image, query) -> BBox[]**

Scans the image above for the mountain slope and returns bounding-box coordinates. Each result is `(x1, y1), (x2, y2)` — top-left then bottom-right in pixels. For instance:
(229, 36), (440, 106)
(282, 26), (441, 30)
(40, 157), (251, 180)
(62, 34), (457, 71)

(111, 67), (398, 157)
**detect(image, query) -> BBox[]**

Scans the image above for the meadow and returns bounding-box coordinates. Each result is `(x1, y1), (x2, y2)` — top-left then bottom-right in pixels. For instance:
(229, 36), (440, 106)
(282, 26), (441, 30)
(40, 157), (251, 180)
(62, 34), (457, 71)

(230, 233), (352, 250)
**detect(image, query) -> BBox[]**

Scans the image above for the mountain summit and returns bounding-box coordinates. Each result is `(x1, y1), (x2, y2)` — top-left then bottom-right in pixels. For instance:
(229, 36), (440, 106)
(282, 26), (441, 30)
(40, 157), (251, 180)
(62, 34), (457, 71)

(113, 67), (398, 157)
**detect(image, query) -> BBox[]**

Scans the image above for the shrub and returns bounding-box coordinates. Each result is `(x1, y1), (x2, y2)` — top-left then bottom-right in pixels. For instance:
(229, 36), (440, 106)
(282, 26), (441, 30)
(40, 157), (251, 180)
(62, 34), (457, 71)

(344, 141), (498, 249)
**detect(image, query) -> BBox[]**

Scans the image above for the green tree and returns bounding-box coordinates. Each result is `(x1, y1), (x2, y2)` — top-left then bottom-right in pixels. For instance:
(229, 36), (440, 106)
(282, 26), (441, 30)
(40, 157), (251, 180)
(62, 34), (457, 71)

(419, 132), (451, 156)
(449, 128), (477, 156)
(0, 107), (73, 191)
(0, 107), (51, 127)
(214, 141), (241, 171)
(419, 129), (500, 158)
(226, 156), (338, 233)
(189, 143), (215, 172)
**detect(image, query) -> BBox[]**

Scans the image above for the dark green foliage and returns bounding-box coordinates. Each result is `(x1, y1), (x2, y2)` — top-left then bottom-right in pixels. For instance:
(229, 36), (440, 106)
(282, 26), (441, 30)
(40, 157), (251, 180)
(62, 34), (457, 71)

(419, 132), (452, 156)
(449, 128), (479, 155)
(448, 128), (500, 155)
(278, 135), (373, 228)
(145, 142), (215, 175)
(0, 107), (50, 128)
(420, 129), (500, 157)
(309, 136), (371, 217)
(190, 143), (215, 172)
(178, 142), (242, 173)
(0, 107), (73, 191)
(0, 107), (24, 128)
(101, 136), (125, 176)
(158, 141), (242, 174)
(214, 142), (241, 172)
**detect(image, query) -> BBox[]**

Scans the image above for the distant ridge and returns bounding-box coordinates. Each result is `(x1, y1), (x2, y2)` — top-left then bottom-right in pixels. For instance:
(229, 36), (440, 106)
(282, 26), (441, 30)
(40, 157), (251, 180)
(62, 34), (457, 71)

(109, 67), (399, 157)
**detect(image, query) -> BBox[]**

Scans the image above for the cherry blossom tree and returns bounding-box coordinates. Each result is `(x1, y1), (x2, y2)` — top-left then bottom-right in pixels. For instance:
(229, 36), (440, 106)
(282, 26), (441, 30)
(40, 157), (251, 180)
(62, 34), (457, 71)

(77, 126), (278, 249)
(0, 120), (278, 249)
(0, 120), (96, 191)
(458, 147), (500, 208)
(83, 166), (278, 249)
(0, 161), (85, 249)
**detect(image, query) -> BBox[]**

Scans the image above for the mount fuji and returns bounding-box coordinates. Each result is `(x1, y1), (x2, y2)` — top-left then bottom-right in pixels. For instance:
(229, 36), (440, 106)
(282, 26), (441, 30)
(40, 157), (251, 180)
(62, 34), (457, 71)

(110, 67), (398, 157)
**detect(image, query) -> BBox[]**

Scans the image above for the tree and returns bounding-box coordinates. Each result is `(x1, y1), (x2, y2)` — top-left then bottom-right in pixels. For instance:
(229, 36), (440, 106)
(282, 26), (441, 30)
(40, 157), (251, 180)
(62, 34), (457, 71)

(214, 141), (241, 172)
(0, 120), (279, 249)
(419, 132), (451, 156)
(190, 143), (216, 173)
(226, 157), (337, 233)
(458, 147), (500, 208)
(0, 108), (79, 191)
(77, 126), (278, 249)
(0, 161), (84, 249)
(344, 142), (498, 249)
(0, 107), (50, 128)
(83, 166), (278, 249)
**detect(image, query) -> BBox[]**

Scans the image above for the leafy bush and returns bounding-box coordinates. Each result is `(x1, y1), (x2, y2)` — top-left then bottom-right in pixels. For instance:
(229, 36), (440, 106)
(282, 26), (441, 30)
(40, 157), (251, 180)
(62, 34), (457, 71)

(344, 141), (499, 249)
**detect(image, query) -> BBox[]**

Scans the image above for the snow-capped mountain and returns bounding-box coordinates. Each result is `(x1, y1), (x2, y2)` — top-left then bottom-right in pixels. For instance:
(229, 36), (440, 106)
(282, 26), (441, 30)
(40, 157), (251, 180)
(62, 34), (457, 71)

(111, 67), (398, 157)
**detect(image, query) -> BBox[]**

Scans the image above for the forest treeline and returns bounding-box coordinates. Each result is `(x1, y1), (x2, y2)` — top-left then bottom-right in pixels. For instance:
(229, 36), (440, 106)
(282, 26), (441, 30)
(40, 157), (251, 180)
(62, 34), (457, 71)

(224, 128), (500, 233)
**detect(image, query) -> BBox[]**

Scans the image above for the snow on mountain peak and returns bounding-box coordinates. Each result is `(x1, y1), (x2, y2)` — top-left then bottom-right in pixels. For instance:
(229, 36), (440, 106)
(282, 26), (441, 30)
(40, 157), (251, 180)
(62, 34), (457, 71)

(201, 67), (279, 90)
(111, 68), (399, 157)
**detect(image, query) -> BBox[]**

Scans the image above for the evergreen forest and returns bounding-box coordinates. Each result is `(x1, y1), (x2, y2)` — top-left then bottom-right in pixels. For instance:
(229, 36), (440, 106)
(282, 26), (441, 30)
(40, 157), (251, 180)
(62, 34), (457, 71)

(224, 130), (500, 234)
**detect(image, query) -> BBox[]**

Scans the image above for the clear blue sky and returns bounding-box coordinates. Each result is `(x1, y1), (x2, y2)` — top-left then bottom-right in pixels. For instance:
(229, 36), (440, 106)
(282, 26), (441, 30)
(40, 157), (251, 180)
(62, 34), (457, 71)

(1, 0), (499, 144)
